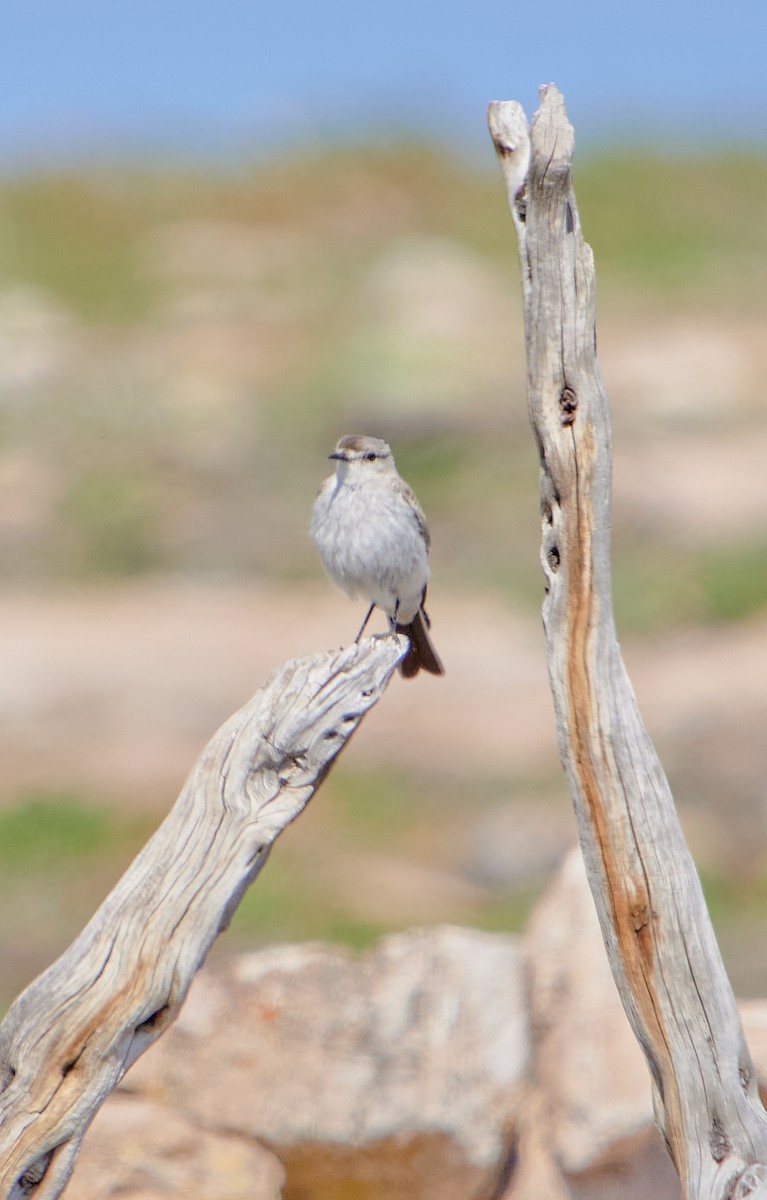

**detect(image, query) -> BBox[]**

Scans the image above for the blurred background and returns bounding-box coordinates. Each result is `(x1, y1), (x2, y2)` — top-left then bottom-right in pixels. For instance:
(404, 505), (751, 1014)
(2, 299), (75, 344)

(1, 0), (767, 1009)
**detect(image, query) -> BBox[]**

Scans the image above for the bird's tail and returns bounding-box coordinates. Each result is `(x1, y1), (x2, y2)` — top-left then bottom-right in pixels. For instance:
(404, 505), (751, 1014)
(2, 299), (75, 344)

(396, 608), (445, 678)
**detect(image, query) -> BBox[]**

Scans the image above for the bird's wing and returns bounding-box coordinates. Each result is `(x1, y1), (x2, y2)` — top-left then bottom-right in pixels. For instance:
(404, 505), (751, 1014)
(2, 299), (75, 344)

(393, 478), (431, 550)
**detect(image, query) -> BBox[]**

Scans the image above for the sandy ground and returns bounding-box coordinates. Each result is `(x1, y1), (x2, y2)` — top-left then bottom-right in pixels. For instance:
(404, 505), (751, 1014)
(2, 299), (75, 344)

(0, 580), (558, 806)
(1, 577), (765, 812)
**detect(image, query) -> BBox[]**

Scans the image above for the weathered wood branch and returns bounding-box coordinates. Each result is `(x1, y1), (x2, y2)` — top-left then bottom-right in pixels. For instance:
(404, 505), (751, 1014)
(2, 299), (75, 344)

(489, 87), (767, 1199)
(0, 635), (405, 1199)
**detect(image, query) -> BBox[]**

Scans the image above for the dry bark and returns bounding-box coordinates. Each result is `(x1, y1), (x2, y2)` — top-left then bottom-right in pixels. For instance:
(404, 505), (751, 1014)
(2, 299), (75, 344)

(489, 86), (767, 1199)
(0, 636), (404, 1199)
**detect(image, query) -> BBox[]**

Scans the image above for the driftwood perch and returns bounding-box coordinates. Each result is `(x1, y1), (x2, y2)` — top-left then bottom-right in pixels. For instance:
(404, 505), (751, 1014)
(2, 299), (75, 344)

(489, 87), (767, 1198)
(0, 635), (405, 1199)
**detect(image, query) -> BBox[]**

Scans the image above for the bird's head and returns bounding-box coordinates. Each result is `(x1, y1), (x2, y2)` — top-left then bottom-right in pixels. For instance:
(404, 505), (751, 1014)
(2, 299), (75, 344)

(329, 434), (396, 480)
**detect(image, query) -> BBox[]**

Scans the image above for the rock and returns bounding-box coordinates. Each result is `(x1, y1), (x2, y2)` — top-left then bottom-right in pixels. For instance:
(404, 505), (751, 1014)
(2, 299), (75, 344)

(515, 849), (767, 1199)
(522, 849), (659, 1178)
(507, 1088), (574, 1200)
(124, 926), (529, 1199)
(66, 1094), (284, 1199)
(466, 798), (575, 888)
(67, 864), (767, 1200)
(739, 1000), (767, 1105)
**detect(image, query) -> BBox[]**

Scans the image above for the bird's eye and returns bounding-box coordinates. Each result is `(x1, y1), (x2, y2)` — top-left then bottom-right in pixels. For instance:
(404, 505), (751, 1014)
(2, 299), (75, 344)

(365, 452), (377, 461)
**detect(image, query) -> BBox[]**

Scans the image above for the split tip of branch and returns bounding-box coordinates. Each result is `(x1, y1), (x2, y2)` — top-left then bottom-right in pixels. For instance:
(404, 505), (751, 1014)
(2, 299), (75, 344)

(487, 100), (528, 154)
(531, 84), (575, 176)
(261, 634), (407, 718)
(487, 101), (530, 199)
(488, 87), (574, 197)
(202, 635), (407, 802)
(319, 632), (409, 684)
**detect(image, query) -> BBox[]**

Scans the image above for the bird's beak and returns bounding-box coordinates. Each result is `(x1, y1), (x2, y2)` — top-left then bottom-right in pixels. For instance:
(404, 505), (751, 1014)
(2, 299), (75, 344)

(328, 452), (344, 460)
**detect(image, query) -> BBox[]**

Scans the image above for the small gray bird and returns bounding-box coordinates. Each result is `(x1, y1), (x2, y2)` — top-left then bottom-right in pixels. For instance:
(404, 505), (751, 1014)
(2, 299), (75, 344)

(311, 434), (445, 678)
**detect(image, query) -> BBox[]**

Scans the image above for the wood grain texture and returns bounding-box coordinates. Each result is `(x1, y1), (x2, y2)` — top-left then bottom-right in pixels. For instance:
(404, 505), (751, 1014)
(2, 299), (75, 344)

(490, 86), (767, 1199)
(0, 635), (405, 1199)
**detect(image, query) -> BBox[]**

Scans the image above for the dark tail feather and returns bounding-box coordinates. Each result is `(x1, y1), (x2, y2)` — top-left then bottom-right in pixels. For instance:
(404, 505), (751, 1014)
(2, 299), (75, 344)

(396, 609), (445, 678)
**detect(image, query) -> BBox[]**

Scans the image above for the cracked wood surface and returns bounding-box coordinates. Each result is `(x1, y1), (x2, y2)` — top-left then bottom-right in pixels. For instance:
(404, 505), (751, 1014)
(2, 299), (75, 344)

(0, 635), (405, 1199)
(489, 86), (767, 1199)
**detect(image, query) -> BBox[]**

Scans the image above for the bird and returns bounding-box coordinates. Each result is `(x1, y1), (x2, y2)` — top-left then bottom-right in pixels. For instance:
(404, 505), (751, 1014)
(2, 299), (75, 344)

(311, 434), (445, 678)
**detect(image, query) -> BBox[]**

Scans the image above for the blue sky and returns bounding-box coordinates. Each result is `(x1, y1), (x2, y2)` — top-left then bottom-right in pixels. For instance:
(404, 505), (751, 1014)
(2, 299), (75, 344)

(2, 0), (766, 168)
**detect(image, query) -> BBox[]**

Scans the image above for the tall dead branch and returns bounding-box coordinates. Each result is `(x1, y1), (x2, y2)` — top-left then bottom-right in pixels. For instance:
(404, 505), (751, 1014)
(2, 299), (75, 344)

(489, 86), (767, 1199)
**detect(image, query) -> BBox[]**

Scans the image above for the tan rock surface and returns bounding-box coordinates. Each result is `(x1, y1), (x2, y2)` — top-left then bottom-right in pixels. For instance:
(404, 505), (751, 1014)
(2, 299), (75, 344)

(123, 926), (528, 1198)
(66, 1094), (284, 1200)
(61, 868), (767, 1200)
(524, 849), (654, 1176)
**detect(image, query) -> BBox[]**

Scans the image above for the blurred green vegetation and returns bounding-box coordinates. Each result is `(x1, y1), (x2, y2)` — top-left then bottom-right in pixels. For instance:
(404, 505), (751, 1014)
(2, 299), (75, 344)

(60, 468), (162, 576)
(0, 144), (765, 625)
(0, 794), (155, 1010)
(2, 174), (155, 321)
(699, 541), (767, 622)
(575, 151), (767, 306)
(0, 794), (112, 869)
(229, 764), (542, 950)
(0, 771), (546, 1010)
(613, 538), (767, 632)
(0, 781), (759, 1010)
(700, 869), (767, 996)
(229, 864), (390, 952)
(2, 148), (765, 321)
(0, 793), (155, 873)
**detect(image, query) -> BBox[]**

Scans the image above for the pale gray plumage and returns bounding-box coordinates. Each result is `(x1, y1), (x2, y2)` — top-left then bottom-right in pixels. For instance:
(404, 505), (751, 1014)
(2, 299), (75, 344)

(311, 434), (444, 678)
